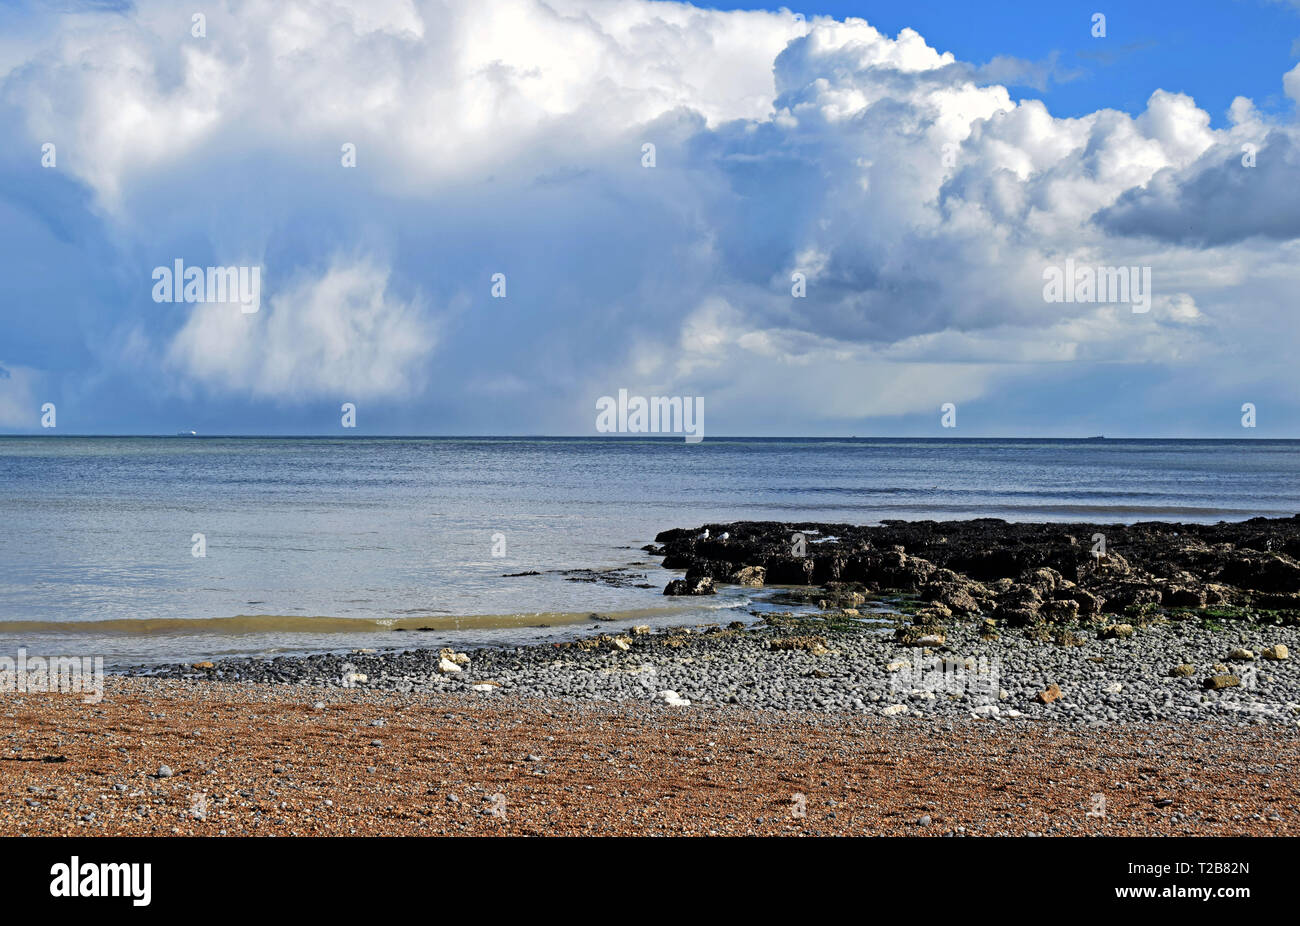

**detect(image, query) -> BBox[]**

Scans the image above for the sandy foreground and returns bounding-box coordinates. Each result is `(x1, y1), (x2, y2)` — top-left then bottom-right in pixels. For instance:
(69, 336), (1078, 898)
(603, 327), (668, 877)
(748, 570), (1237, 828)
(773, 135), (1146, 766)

(0, 677), (1296, 837)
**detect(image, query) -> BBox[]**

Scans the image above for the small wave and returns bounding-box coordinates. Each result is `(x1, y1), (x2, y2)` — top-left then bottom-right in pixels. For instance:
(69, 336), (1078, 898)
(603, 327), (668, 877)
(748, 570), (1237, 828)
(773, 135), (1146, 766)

(707, 598), (751, 610)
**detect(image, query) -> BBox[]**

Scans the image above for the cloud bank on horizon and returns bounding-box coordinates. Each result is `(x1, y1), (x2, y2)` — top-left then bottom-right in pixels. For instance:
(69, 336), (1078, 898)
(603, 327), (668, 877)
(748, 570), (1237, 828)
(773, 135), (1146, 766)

(2, 0), (1299, 436)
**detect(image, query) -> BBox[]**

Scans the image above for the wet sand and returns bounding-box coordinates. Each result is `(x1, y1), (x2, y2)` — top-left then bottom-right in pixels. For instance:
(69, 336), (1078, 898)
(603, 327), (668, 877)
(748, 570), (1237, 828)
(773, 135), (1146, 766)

(1, 677), (1296, 836)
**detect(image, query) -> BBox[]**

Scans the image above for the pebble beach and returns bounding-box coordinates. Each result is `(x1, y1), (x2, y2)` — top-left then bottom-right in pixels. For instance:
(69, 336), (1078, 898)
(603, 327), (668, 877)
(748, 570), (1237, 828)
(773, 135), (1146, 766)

(2, 677), (1297, 837)
(130, 611), (1300, 725)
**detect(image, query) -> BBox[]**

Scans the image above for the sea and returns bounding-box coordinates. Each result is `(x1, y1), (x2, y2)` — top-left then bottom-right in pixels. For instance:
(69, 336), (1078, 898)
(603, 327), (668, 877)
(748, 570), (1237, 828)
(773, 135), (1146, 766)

(2, 436), (1298, 665)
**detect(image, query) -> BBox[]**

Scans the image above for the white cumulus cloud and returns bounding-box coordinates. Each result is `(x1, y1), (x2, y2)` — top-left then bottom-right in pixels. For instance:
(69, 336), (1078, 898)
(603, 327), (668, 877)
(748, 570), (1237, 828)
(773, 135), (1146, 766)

(165, 258), (435, 401)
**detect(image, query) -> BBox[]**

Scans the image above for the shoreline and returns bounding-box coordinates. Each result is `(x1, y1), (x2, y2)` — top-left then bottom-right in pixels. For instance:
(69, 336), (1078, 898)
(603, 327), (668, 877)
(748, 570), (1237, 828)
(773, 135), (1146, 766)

(122, 601), (1300, 725)
(118, 516), (1300, 726)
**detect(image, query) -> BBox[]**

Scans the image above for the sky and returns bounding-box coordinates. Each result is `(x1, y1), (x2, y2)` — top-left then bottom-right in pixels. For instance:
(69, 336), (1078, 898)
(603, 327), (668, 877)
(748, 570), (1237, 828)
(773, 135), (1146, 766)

(2, 0), (1300, 437)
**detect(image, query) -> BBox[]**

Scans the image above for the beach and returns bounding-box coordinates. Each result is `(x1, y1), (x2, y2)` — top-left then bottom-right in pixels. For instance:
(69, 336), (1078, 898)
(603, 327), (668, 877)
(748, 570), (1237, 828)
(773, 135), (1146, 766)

(5, 514), (1300, 835)
(123, 606), (1300, 724)
(2, 677), (1296, 837)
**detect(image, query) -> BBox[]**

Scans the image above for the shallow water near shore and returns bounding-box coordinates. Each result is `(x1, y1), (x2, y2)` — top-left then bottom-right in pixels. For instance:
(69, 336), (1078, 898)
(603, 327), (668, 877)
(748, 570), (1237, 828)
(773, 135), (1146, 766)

(2, 436), (1298, 664)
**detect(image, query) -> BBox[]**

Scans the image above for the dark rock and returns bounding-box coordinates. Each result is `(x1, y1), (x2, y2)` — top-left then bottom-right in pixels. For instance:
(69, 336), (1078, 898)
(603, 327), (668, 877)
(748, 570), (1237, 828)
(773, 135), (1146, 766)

(1040, 599), (1080, 622)
(1070, 589), (1105, 616)
(728, 566), (766, 587)
(1218, 552), (1300, 593)
(764, 555), (815, 585)
(664, 575), (716, 596)
(1162, 585), (1205, 608)
(651, 517), (1300, 625)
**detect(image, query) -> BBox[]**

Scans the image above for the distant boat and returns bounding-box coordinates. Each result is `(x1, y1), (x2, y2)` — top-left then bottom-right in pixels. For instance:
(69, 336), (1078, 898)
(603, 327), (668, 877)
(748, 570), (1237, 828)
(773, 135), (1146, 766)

(176, 430), (197, 436)
(1082, 435), (1105, 441)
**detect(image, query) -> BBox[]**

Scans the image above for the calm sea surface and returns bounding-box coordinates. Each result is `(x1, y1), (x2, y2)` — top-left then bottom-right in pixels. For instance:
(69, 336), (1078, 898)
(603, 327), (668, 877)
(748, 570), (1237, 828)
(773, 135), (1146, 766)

(2, 437), (1298, 664)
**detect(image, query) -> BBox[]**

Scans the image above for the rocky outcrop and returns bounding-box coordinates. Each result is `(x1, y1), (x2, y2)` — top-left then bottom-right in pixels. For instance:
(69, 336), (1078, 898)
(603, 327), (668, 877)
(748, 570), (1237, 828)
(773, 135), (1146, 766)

(653, 516), (1300, 624)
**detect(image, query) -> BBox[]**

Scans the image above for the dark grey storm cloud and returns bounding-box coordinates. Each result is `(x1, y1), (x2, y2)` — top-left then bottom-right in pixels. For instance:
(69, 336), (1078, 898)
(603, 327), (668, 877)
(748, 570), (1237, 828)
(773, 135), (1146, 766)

(1096, 130), (1300, 245)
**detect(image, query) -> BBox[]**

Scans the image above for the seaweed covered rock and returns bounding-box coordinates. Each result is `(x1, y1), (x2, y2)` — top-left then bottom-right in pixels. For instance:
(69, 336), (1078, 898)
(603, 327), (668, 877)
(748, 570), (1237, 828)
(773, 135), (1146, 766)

(654, 516), (1300, 625)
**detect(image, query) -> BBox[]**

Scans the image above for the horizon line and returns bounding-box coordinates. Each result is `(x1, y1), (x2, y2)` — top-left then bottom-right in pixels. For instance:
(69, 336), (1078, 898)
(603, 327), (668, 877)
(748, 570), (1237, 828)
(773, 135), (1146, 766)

(2, 434), (1297, 441)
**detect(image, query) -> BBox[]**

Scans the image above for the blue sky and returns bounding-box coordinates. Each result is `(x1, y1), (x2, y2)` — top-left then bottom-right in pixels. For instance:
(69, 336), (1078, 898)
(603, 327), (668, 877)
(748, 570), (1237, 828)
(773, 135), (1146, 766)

(3, 0), (1300, 436)
(730, 1), (1300, 124)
